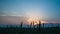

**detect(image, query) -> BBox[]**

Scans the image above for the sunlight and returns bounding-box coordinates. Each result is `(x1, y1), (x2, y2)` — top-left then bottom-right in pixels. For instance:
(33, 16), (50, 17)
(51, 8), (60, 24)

(27, 18), (39, 25)
(27, 17), (47, 25)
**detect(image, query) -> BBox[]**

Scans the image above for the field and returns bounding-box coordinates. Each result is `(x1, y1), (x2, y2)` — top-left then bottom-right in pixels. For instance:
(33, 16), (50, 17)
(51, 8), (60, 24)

(0, 27), (60, 34)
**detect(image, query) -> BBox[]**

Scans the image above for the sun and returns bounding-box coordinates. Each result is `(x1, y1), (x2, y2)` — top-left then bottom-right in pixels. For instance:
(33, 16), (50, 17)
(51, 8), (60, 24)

(27, 18), (39, 25)
(27, 18), (47, 25)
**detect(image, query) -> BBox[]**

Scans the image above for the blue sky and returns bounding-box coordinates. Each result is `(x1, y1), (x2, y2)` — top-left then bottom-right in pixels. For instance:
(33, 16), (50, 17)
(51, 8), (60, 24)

(0, 0), (60, 21)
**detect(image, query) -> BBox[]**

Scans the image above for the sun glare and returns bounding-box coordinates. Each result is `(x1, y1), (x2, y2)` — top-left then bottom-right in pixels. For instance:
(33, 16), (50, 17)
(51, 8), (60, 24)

(27, 18), (39, 25)
(27, 17), (47, 25)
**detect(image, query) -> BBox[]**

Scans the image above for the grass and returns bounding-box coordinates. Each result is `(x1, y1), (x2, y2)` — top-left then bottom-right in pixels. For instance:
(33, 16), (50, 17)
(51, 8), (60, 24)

(0, 27), (60, 34)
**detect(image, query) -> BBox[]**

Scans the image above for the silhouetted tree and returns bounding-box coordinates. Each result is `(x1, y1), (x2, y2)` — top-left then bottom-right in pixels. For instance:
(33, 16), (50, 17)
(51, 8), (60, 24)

(43, 23), (44, 28)
(32, 21), (35, 28)
(38, 20), (41, 28)
(30, 22), (32, 28)
(20, 21), (23, 28)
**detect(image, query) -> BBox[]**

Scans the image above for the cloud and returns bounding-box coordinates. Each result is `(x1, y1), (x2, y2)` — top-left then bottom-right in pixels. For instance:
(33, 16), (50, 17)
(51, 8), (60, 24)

(0, 16), (60, 25)
(0, 11), (21, 16)
(0, 16), (28, 24)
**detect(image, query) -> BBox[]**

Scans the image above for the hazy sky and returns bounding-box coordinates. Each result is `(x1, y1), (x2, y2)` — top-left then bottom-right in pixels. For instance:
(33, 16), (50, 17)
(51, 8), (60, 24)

(0, 0), (60, 22)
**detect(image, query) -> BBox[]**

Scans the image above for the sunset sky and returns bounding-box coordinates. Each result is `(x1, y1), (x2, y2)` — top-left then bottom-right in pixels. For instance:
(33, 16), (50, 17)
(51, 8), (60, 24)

(0, 0), (60, 24)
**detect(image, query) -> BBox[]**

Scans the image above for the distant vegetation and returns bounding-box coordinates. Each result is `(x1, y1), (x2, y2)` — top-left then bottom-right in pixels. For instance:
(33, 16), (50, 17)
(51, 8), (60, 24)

(0, 21), (60, 34)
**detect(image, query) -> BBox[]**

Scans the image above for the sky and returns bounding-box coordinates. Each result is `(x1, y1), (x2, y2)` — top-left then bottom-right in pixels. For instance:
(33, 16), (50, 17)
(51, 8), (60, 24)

(0, 0), (60, 24)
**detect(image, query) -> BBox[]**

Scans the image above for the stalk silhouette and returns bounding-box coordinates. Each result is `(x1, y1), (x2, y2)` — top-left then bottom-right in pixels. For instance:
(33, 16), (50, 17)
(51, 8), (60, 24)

(0, 21), (60, 34)
(20, 21), (23, 28)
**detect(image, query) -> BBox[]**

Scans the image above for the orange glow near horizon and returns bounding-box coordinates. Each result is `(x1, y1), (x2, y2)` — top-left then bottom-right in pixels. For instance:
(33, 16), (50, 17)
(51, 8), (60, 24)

(41, 21), (48, 24)
(27, 18), (39, 25)
(27, 18), (47, 25)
